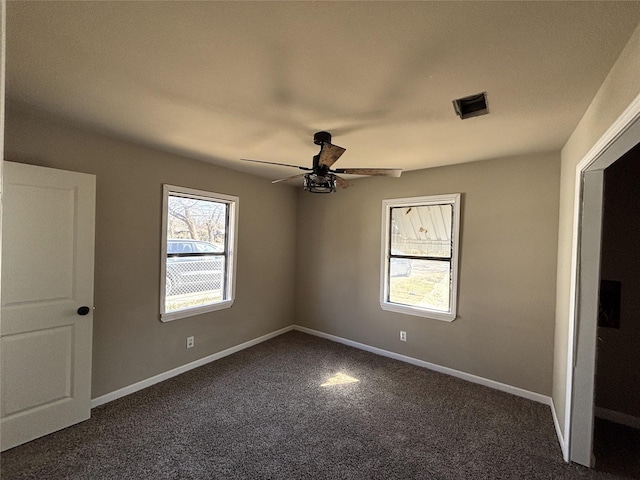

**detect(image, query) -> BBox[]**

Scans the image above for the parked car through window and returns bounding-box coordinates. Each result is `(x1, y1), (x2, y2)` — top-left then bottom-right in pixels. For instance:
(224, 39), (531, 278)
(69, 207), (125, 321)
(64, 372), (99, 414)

(160, 185), (239, 322)
(166, 239), (225, 296)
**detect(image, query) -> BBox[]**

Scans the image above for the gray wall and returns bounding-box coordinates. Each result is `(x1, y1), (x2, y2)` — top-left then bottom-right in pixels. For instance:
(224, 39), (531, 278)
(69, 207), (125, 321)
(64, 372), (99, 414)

(5, 104), (298, 398)
(554, 21), (640, 438)
(596, 144), (640, 419)
(6, 103), (562, 401)
(295, 153), (560, 395)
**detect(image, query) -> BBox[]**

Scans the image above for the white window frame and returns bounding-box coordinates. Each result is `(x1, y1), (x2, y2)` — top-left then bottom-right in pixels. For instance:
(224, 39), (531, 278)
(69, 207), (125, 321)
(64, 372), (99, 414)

(160, 185), (239, 322)
(380, 193), (461, 322)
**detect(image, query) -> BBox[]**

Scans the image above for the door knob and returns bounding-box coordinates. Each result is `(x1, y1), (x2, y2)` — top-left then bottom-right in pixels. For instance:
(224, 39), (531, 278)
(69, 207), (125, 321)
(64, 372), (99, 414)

(77, 306), (91, 316)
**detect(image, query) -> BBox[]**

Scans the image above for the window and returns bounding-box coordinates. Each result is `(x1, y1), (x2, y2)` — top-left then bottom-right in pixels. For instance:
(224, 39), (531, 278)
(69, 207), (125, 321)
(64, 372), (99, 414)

(160, 185), (238, 322)
(380, 194), (460, 321)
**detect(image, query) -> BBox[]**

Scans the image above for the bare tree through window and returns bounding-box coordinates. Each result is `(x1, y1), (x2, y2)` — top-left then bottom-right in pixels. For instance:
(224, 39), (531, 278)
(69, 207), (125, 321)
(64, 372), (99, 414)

(161, 186), (238, 322)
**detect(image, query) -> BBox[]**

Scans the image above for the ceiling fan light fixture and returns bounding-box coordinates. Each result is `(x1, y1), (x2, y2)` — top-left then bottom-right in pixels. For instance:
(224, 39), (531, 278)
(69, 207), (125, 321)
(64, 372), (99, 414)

(453, 92), (488, 119)
(241, 131), (401, 192)
(303, 173), (336, 193)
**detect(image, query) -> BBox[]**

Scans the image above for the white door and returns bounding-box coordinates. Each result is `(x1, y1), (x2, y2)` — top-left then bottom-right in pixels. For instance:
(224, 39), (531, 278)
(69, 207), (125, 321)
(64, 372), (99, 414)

(1, 161), (96, 451)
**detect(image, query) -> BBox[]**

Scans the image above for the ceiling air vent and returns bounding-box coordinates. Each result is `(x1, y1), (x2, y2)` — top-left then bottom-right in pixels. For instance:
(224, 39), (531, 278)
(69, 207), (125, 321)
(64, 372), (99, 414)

(452, 92), (488, 119)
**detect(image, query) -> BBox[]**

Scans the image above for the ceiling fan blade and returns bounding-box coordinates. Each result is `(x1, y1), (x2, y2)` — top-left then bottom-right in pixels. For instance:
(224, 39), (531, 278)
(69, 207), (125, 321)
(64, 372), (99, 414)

(335, 175), (351, 189)
(333, 168), (402, 177)
(272, 173), (306, 184)
(241, 158), (311, 171)
(318, 143), (346, 168)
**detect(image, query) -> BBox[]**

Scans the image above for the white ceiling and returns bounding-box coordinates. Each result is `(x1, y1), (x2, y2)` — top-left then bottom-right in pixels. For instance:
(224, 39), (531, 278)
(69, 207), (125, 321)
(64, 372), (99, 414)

(7, 1), (640, 182)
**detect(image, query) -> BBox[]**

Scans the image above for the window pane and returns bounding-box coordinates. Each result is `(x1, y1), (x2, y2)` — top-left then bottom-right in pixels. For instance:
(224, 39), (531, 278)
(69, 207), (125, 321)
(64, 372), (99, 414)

(165, 255), (226, 313)
(166, 193), (228, 313)
(389, 259), (450, 312)
(390, 204), (452, 257)
(161, 185), (238, 321)
(167, 195), (227, 250)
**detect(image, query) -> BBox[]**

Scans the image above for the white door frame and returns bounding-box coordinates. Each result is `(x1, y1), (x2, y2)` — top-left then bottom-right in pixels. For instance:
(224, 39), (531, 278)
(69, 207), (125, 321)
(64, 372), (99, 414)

(566, 93), (640, 465)
(1, 0), (6, 334)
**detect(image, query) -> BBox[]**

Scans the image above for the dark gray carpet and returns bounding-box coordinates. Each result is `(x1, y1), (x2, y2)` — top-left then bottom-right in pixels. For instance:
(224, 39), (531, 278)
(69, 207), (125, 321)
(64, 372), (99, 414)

(0, 331), (630, 479)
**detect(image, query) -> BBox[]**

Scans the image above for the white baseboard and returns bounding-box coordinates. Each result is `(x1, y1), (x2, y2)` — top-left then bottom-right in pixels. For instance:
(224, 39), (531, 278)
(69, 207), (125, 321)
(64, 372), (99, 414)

(91, 325), (294, 408)
(293, 325), (552, 406)
(551, 398), (569, 462)
(595, 407), (640, 429)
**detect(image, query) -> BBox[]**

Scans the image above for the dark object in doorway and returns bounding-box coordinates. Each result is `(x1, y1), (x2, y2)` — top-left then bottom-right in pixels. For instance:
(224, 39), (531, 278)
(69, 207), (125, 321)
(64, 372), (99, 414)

(599, 279), (621, 329)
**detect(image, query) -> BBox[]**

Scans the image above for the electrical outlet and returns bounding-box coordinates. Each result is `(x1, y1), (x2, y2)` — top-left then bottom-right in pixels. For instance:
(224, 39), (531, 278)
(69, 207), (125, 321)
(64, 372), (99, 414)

(186, 336), (195, 349)
(400, 331), (407, 342)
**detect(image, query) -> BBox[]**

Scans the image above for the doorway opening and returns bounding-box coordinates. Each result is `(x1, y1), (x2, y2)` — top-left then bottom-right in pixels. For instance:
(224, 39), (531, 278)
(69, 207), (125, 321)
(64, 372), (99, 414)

(591, 143), (640, 476)
(569, 105), (640, 468)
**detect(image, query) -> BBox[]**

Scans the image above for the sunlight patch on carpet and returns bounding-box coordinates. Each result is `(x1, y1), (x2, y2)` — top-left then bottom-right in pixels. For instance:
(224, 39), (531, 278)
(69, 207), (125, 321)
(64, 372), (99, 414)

(320, 372), (360, 387)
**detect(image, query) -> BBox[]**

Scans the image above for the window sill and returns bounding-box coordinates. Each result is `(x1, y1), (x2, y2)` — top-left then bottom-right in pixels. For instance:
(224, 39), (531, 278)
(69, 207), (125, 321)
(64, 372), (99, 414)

(160, 299), (234, 322)
(380, 302), (456, 322)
